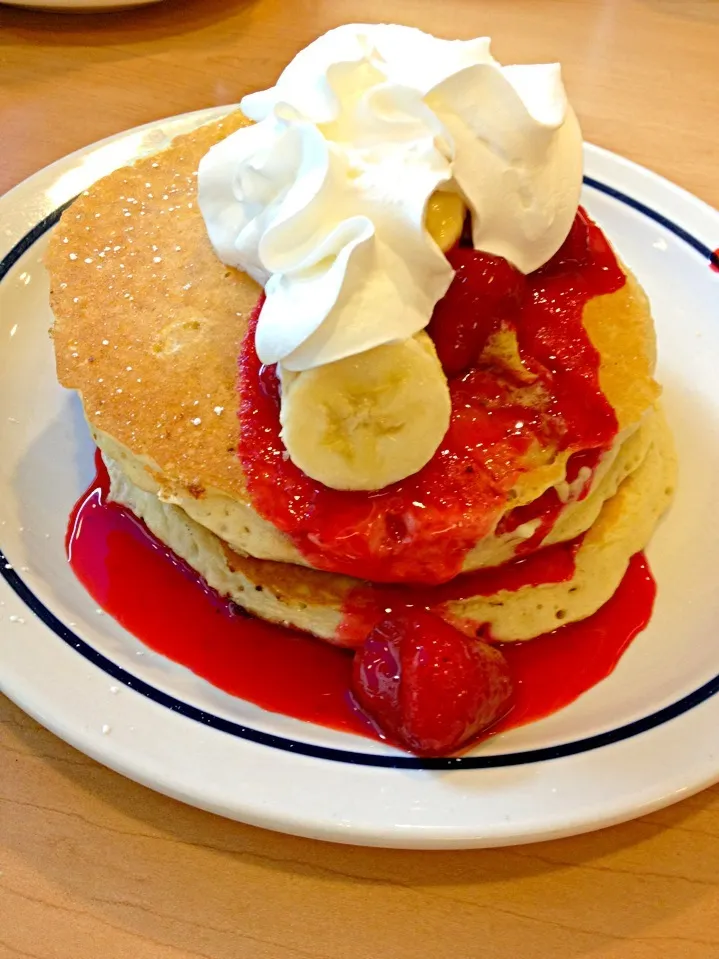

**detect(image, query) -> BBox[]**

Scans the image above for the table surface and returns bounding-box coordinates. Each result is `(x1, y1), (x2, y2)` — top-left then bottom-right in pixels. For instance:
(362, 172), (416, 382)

(2, 1), (719, 956)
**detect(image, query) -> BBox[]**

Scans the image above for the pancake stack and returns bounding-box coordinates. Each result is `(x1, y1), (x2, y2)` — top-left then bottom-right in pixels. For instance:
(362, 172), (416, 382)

(48, 113), (676, 649)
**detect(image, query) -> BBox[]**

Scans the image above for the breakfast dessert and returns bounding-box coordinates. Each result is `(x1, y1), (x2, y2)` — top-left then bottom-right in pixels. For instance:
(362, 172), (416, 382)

(49, 25), (675, 756)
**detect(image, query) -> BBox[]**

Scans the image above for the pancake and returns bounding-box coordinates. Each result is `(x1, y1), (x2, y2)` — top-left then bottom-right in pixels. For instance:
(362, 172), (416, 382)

(48, 112), (661, 579)
(106, 404), (675, 645)
(91, 397), (653, 575)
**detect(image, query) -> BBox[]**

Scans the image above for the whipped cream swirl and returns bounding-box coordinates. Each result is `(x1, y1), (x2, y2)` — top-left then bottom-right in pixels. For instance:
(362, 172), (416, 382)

(198, 24), (583, 372)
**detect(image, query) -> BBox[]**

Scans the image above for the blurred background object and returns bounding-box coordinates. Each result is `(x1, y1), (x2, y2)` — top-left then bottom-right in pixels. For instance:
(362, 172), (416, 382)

(1, 0), (164, 10)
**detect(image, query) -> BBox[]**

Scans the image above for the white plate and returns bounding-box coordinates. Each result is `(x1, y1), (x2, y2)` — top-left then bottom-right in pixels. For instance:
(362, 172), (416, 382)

(1, 108), (719, 849)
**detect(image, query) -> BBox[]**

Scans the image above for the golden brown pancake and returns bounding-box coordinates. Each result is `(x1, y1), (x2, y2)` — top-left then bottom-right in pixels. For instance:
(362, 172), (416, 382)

(48, 112), (661, 576)
(49, 113), (259, 500)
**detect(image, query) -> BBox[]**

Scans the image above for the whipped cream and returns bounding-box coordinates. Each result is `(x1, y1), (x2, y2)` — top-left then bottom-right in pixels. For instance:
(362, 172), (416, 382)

(198, 24), (583, 372)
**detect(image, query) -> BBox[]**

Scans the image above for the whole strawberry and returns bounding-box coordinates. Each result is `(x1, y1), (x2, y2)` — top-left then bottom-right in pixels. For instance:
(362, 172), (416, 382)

(352, 610), (513, 756)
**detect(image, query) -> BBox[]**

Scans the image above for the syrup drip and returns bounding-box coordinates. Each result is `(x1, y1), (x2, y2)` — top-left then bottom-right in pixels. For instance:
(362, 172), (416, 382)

(66, 454), (656, 751)
(336, 537), (582, 647)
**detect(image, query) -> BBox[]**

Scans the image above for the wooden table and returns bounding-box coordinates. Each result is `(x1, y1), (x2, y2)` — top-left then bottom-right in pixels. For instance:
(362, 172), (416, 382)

(2, 1), (719, 956)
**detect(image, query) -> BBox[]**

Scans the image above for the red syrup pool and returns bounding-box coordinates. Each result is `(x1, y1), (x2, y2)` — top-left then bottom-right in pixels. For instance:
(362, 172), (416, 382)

(66, 452), (657, 752)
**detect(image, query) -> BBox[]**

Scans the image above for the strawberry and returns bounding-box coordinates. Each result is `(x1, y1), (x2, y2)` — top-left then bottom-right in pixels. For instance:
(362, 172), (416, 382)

(539, 208), (591, 274)
(258, 362), (280, 408)
(427, 248), (525, 377)
(352, 609), (513, 756)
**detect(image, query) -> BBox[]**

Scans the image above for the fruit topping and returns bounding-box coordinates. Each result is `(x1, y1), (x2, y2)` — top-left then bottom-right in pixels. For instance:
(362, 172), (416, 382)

(425, 191), (467, 252)
(258, 362), (280, 408)
(539, 206), (591, 273)
(352, 609), (513, 755)
(427, 248), (526, 377)
(279, 332), (451, 491)
(238, 208), (625, 584)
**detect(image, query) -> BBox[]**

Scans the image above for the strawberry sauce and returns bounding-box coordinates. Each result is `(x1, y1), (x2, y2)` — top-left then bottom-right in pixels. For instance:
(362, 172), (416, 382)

(64, 210), (655, 755)
(336, 537), (582, 647)
(66, 453), (656, 752)
(237, 210), (625, 585)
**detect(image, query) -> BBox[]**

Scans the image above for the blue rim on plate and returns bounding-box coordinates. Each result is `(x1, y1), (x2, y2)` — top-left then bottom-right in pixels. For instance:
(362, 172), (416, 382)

(1, 178), (718, 771)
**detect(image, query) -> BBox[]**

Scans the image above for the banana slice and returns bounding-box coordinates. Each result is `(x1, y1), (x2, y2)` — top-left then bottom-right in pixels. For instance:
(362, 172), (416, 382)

(279, 332), (451, 491)
(425, 190), (466, 252)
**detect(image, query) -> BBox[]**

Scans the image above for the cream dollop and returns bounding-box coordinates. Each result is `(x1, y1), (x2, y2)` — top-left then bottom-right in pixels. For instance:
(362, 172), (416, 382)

(198, 24), (583, 373)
